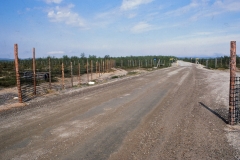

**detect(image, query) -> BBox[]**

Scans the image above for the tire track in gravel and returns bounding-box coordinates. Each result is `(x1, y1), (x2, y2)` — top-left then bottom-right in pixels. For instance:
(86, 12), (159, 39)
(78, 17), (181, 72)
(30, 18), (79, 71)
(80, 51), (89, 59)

(109, 65), (237, 160)
(0, 67), (179, 159)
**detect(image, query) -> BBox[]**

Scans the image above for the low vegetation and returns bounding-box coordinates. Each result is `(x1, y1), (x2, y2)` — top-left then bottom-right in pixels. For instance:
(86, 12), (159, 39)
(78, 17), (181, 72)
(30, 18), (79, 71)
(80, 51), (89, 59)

(0, 55), (176, 88)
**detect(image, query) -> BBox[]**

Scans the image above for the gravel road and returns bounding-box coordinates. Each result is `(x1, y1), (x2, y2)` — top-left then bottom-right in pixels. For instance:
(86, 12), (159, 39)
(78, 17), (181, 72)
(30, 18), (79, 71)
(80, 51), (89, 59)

(0, 61), (240, 160)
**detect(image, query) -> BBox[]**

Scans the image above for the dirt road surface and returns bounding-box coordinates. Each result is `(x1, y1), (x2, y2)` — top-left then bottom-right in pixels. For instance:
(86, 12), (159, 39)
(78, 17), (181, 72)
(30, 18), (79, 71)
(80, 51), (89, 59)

(1, 61), (240, 160)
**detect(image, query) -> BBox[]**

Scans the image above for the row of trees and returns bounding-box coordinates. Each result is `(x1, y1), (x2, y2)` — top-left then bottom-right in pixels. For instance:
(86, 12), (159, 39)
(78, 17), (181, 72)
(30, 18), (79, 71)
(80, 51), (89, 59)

(0, 55), (175, 87)
(180, 56), (240, 69)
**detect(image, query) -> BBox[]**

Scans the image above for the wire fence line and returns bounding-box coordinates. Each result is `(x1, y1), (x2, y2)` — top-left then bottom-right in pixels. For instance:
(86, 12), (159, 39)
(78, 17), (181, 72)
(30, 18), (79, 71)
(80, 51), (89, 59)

(0, 44), (173, 103)
(15, 50), (118, 102)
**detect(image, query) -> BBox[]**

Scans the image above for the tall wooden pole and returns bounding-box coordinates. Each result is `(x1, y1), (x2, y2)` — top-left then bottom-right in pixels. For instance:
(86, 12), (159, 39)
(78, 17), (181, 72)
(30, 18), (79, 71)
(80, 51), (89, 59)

(96, 61), (98, 75)
(229, 41), (236, 125)
(102, 60), (105, 73)
(78, 62), (81, 85)
(87, 59), (89, 82)
(91, 60), (93, 81)
(33, 48), (36, 95)
(62, 62), (65, 89)
(14, 44), (22, 103)
(71, 62), (73, 87)
(49, 57), (52, 89)
(99, 61), (100, 77)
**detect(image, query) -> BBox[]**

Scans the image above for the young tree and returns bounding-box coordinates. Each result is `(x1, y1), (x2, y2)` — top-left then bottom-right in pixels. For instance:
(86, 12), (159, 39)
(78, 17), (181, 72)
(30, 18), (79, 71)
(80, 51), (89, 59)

(80, 53), (85, 59)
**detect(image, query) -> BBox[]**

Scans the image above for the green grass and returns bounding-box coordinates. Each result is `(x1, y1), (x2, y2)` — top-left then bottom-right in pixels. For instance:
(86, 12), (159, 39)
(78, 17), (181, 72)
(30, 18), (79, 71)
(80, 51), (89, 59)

(0, 76), (16, 87)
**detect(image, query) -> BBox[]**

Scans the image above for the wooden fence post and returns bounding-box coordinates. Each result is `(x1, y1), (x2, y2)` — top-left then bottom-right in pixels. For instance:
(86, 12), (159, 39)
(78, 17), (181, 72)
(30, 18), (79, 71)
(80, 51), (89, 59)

(99, 61), (100, 77)
(14, 44), (22, 103)
(71, 61), (73, 87)
(62, 62), (65, 89)
(33, 48), (36, 95)
(87, 59), (89, 83)
(49, 57), (52, 89)
(229, 41), (236, 125)
(100, 59), (102, 75)
(96, 61), (98, 75)
(215, 58), (217, 69)
(91, 60), (93, 81)
(106, 60), (108, 73)
(102, 60), (105, 73)
(78, 62), (81, 85)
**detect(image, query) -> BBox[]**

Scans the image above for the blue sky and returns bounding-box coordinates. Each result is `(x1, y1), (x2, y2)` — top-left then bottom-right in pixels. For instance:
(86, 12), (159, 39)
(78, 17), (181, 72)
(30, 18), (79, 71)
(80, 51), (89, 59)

(0, 0), (240, 59)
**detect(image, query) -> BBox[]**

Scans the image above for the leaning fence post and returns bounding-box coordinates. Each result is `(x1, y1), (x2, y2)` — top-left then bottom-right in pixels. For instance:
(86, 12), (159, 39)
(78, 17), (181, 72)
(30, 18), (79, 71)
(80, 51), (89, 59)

(49, 57), (52, 89)
(33, 48), (36, 95)
(14, 44), (23, 103)
(229, 41), (236, 125)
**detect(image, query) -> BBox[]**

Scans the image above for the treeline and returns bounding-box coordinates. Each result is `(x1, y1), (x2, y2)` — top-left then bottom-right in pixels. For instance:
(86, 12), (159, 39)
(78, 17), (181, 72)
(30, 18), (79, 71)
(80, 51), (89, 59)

(180, 56), (240, 69)
(0, 54), (176, 87)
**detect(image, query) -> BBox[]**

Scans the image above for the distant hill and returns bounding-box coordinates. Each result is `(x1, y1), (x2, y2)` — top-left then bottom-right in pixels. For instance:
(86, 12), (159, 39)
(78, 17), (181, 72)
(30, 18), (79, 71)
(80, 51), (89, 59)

(0, 58), (14, 61)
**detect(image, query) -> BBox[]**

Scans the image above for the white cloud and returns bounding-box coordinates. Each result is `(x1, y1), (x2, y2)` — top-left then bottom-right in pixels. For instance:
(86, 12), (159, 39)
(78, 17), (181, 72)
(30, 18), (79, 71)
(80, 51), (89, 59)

(187, 0), (240, 22)
(130, 22), (153, 33)
(48, 51), (65, 54)
(47, 4), (86, 28)
(45, 0), (62, 4)
(165, 0), (240, 22)
(213, 0), (240, 12)
(120, 0), (153, 10)
(127, 13), (137, 18)
(165, 0), (199, 16)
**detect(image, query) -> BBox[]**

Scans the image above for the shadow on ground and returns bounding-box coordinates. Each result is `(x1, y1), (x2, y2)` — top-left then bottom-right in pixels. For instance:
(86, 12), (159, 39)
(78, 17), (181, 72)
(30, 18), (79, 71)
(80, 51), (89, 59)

(199, 102), (228, 124)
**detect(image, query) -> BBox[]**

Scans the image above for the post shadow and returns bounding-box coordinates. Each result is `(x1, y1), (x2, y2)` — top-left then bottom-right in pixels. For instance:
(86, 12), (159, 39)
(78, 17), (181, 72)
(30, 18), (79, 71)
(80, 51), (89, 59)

(199, 102), (228, 124)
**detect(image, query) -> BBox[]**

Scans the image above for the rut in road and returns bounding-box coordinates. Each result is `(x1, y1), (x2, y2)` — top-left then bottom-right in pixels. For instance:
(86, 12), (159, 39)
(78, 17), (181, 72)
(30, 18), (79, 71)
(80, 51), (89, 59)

(0, 64), (237, 160)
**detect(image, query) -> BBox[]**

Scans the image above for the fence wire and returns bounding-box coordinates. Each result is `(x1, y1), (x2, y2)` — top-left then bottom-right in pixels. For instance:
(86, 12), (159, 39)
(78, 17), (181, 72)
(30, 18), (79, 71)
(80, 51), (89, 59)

(234, 77), (240, 123)
(16, 59), (117, 102)
(1, 56), (171, 103)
